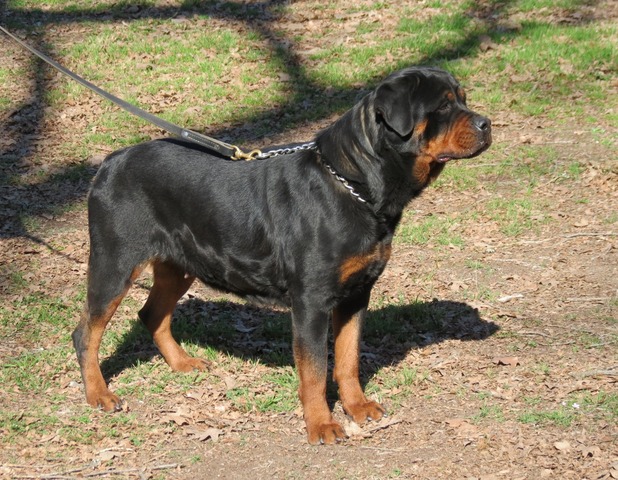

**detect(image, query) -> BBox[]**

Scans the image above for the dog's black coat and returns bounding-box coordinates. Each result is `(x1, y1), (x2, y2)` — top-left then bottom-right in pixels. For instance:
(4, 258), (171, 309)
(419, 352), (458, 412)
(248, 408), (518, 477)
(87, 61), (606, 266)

(90, 138), (374, 310)
(74, 66), (491, 444)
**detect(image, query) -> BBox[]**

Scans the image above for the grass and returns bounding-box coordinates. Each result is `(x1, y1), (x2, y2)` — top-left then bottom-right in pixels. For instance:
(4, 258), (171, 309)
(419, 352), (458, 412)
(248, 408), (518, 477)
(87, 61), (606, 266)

(227, 368), (299, 413)
(473, 389), (618, 428)
(4, 0), (614, 152)
(396, 212), (466, 246)
(474, 404), (505, 422)
(518, 408), (575, 427)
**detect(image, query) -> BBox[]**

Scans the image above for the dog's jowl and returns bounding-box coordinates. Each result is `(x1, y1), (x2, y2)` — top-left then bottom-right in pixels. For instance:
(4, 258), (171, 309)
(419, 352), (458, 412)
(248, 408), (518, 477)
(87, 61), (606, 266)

(73, 66), (491, 444)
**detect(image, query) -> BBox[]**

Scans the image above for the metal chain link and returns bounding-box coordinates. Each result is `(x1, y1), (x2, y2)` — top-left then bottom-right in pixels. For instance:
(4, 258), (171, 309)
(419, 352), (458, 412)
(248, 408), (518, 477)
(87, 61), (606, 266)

(255, 141), (317, 160)
(252, 141), (367, 204)
(322, 164), (368, 203)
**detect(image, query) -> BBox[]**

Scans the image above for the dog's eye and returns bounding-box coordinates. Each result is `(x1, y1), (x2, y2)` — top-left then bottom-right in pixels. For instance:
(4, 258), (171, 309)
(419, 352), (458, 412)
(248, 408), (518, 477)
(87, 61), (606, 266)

(436, 102), (451, 114)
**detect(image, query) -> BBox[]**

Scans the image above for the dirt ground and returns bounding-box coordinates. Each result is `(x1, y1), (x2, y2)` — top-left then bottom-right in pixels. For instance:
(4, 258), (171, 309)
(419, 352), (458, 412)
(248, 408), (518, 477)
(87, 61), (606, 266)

(1, 2), (617, 479)
(1, 119), (616, 479)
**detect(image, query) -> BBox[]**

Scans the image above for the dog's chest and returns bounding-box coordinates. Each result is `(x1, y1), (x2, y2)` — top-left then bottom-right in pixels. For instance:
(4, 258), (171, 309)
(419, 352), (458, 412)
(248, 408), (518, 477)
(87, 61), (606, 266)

(338, 242), (392, 287)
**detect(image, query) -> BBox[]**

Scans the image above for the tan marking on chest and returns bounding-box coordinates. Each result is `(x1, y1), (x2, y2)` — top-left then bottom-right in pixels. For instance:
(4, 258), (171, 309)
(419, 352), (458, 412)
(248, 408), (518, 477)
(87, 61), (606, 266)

(412, 154), (446, 186)
(339, 243), (392, 284)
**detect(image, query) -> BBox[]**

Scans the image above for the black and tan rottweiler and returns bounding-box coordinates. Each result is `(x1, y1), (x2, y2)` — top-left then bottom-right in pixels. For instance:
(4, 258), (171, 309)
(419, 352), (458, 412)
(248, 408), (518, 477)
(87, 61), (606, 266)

(73, 66), (491, 444)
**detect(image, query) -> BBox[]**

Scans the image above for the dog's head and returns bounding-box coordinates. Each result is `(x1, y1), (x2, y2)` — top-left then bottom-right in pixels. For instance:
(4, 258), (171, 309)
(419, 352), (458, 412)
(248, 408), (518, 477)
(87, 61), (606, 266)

(373, 66), (492, 186)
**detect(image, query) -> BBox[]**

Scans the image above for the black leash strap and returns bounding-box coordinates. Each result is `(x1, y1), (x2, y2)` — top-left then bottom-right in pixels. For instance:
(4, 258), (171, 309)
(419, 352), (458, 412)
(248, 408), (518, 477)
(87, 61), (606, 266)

(0, 26), (259, 160)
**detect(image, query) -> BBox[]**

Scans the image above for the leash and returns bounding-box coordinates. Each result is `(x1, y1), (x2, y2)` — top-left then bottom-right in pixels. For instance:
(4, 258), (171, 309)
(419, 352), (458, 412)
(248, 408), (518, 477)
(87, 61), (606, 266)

(1, 27), (369, 203)
(0, 25), (263, 160)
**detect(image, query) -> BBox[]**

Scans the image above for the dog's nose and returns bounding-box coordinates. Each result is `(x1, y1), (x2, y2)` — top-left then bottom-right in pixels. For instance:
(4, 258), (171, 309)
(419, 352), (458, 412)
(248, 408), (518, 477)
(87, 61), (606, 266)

(473, 115), (491, 132)
(474, 116), (491, 132)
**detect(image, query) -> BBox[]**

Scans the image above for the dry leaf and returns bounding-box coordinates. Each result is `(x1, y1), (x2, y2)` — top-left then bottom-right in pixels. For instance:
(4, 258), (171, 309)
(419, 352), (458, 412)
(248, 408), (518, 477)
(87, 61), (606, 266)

(223, 376), (237, 390)
(580, 446), (601, 458)
(554, 440), (571, 451)
(344, 420), (364, 437)
(498, 293), (524, 303)
(161, 410), (191, 426)
(96, 450), (119, 462)
(185, 389), (207, 401)
(478, 35), (498, 52)
(493, 356), (520, 367)
(234, 319), (257, 333)
(184, 426), (222, 442)
(445, 418), (468, 428)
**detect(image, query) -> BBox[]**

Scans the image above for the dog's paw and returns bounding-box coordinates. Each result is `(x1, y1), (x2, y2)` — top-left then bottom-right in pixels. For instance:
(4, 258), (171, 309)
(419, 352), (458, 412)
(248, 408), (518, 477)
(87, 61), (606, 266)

(344, 400), (386, 424)
(306, 419), (348, 445)
(87, 389), (124, 413)
(169, 356), (210, 373)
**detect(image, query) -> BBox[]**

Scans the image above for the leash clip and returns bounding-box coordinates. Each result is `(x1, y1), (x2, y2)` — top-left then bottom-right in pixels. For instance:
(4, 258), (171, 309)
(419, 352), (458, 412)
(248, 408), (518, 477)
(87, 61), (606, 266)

(232, 147), (263, 161)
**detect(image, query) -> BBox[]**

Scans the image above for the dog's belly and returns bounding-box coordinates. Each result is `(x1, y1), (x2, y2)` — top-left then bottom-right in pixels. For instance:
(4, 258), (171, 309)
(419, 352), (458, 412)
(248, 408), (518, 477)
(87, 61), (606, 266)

(196, 270), (291, 307)
(181, 249), (291, 307)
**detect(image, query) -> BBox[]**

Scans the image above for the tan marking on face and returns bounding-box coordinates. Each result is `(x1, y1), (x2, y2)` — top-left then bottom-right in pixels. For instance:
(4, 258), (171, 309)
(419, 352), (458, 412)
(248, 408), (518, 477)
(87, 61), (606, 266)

(424, 113), (481, 159)
(412, 154), (446, 186)
(414, 118), (428, 138)
(457, 87), (466, 102)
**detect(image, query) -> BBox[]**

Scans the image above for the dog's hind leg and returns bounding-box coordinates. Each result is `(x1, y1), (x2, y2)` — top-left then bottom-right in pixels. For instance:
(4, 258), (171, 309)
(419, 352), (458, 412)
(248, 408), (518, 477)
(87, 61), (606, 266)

(138, 260), (207, 372)
(73, 261), (146, 411)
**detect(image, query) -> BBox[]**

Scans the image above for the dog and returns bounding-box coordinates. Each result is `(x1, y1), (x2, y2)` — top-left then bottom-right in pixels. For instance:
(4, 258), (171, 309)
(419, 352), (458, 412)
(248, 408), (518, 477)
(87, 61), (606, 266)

(73, 66), (491, 444)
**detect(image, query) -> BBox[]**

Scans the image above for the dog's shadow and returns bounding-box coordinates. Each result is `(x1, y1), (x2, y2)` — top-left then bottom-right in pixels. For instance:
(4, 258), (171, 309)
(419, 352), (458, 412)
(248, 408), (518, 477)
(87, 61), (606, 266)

(101, 296), (499, 395)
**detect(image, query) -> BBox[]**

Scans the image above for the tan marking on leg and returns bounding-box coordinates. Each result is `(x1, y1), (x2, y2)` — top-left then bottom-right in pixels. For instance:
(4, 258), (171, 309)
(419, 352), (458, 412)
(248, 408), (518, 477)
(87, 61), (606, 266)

(77, 263), (146, 411)
(332, 308), (385, 424)
(294, 344), (346, 445)
(139, 261), (205, 372)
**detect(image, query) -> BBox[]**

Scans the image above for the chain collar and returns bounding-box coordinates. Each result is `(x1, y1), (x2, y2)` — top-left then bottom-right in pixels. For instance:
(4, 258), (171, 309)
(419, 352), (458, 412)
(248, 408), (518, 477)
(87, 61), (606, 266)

(254, 141), (368, 204)
(321, 162), (368, 204)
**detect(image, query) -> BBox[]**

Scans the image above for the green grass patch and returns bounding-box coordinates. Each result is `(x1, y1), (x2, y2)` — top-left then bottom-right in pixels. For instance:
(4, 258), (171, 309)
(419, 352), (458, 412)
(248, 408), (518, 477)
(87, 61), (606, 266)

(48, 21), (290, 145)
(514, 389), (616, 428)
(365, 297), (444, 346)
(576, 391), (618, 421)
(518, 408), (575, 427)
(486, 197), (540, 237)
(227, 368), (298, 413)
(396, 212), (465, 247)
(474, 404), (505, 423)
(0, 292), (81, 344)
(433, 160), (491, 191)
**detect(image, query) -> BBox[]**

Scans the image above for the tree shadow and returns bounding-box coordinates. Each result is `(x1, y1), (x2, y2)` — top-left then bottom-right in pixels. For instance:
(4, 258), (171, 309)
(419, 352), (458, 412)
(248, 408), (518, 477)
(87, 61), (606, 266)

(2, 0), (606, 239)
(0, 0), (530, 241)
(100, 296), (499, 396)
(1, 0), (603, 244)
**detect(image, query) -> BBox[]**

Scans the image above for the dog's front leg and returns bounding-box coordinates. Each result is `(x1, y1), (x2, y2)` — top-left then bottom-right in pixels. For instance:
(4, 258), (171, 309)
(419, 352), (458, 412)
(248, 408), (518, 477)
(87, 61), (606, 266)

(332, 293), (386, 424)
(292, 306), (346, 445)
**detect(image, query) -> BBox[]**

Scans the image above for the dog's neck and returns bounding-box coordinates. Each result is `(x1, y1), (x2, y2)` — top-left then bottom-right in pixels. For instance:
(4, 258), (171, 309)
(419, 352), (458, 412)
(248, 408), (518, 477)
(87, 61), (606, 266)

(315, 97), (428, 225)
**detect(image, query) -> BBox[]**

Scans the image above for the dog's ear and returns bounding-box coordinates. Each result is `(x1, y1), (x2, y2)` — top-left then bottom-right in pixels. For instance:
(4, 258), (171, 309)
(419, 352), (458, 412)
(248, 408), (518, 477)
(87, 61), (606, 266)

(374, 75), (421, 137)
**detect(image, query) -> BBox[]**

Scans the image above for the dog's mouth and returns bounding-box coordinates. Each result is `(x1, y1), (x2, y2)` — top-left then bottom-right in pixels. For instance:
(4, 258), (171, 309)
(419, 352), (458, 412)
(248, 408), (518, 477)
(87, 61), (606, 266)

(436, 139), (492, 164)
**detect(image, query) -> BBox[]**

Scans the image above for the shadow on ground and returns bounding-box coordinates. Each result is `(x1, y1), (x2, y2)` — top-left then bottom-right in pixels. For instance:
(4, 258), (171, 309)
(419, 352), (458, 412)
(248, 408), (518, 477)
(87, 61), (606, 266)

(100, 296), (499, 394)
